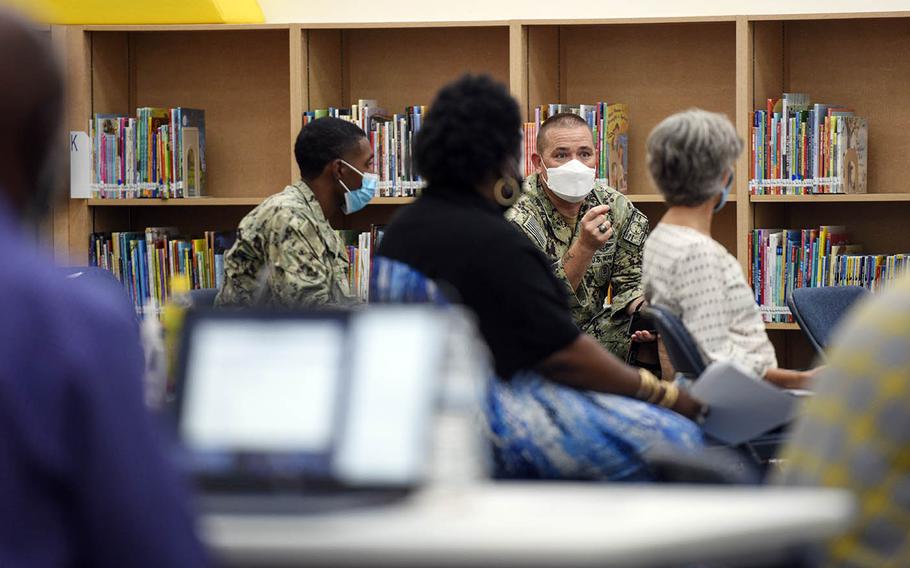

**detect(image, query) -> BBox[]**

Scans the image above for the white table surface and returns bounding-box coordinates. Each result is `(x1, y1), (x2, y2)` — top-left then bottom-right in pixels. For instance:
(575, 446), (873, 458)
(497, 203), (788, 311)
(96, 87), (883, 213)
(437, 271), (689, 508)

(203, 483), (854, 567)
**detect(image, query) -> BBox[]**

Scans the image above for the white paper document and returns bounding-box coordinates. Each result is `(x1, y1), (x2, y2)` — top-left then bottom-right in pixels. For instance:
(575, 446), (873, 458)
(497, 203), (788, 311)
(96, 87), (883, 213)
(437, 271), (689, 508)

(690, 361), (801, 445)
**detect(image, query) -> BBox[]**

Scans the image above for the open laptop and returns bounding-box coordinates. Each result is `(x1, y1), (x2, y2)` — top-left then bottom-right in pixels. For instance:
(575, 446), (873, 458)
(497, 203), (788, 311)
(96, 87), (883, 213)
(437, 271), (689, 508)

(173, 306), (448, 514)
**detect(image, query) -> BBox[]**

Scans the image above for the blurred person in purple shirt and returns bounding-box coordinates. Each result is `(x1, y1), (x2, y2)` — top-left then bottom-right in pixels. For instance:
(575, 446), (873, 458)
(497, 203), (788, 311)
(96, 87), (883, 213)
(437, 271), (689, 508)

(0, 10), (207, 567)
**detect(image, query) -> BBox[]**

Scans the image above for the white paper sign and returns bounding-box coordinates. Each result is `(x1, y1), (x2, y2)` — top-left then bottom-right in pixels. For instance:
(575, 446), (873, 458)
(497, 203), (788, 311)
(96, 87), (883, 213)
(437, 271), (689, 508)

(70, 131), (91, 198)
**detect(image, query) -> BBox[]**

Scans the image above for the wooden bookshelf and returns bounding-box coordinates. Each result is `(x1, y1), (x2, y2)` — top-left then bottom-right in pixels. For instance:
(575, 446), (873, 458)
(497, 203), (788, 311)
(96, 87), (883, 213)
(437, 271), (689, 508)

(82, 24), (293, 32)
(52, 12), (910, 367)
(745, 13), (910, 368)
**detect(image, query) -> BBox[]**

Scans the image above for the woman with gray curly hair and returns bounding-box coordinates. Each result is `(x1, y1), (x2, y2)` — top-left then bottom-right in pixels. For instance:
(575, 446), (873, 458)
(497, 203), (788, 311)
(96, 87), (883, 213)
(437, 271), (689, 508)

(642, 109), (817, 389)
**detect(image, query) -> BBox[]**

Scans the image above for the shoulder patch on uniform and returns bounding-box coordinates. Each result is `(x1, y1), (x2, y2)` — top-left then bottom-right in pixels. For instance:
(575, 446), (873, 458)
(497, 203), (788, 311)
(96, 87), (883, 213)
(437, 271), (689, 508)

(522, 214), (547, 250)
(621, 210), (650, 247)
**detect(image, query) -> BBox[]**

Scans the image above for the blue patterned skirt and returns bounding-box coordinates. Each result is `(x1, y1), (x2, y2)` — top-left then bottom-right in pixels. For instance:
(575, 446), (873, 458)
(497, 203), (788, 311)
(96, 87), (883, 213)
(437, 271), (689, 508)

(486, 372), (705, 481)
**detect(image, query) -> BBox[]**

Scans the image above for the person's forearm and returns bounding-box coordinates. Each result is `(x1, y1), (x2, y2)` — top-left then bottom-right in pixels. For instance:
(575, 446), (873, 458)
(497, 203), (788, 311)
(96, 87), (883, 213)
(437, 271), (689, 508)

(764, 367), (809, 389)
(538, 335), (705, 420)
(538, 334), (641, 395)
(562, 242), (596, 291)
(626, 296), (645, 316)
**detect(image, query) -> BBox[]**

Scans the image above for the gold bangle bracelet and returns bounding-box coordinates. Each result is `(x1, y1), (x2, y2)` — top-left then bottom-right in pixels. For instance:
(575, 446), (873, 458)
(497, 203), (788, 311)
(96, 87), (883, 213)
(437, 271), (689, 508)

(636, 368), (655, 399)
(648, 383), (664, 404)
(638, 368), (662, 403)
(659, 382), (679, 409)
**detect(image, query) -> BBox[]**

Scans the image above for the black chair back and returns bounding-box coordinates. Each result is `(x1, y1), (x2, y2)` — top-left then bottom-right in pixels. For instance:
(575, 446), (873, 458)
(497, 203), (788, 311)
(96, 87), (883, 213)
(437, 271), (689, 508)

(642, 304), (707, 379)
(644, 305), (791, 471)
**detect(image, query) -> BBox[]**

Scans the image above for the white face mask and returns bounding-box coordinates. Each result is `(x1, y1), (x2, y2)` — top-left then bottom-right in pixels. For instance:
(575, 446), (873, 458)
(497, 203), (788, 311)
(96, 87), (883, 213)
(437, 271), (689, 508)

(543, 159), (596, 203)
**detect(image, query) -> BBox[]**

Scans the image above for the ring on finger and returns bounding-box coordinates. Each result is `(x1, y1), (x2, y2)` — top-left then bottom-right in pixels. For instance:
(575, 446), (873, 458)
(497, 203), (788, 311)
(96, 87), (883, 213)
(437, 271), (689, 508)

(598, 223), (608, 234)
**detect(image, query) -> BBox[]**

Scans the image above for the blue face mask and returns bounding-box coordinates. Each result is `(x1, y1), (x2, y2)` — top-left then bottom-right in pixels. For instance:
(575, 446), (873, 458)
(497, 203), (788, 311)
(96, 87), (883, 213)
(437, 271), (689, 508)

(714, 172), (734, 213)
(338, 160), (378, 215)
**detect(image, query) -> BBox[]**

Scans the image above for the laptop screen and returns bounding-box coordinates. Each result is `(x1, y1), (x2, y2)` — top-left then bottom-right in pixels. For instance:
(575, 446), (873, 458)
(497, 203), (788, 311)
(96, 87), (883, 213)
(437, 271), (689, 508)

(181, 318), (346, 454)
(175, 308), (446, 489)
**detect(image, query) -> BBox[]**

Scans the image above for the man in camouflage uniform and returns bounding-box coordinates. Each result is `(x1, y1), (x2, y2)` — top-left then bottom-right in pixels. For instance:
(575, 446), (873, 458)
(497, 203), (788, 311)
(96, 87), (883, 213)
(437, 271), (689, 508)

(217, 118), (373, 308)
(507, 113), (649, 359)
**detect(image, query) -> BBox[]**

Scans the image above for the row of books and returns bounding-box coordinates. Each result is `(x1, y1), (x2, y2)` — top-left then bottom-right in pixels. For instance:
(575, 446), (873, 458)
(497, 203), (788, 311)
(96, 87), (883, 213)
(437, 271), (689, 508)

(303, 100), (426, 198)
(750, 225), (908, 322)
(337, 226), (384, 302)
(90, 107), (206, 199)
(749, 93), (868, 195)
(522, 102), (629, 193)
(89, 228), (235, 316)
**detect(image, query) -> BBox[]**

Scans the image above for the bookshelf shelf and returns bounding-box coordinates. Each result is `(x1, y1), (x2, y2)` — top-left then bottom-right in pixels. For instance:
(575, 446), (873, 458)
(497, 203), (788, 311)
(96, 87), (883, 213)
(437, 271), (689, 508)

(86, 196), (415, 207)
(87, 198), (263, 207)
(624, 194), (666, 203)
(751, 193), (910, 203)
(626, 193), (737, 204)
(82, 24), (292, 32)
(82, 194), (715, 206)
(371, 197), (416, 205)
(519, 16), (737, 25)
(765, 323), (800, 331)
(746, 11), (910, 21)
(82, 22), (518, 32)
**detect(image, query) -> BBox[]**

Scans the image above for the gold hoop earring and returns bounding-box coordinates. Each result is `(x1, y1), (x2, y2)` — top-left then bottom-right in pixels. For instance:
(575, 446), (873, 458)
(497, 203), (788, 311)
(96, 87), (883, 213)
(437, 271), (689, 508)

(493, 176), (521, 207)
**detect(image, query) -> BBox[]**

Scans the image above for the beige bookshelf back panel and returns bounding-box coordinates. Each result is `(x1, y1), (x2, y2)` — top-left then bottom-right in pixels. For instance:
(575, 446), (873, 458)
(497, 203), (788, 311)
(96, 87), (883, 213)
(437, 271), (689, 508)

(305, 26), (510, 113)
(524, 22), (736, 197)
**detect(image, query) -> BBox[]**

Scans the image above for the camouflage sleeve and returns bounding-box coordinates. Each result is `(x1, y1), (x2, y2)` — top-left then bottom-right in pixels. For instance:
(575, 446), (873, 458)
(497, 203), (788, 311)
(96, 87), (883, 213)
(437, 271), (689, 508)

(552, 255), (590, 311)
(506, 201), (589, 310)
(608, 196), (647, 318)
(266, 212), (335, 307)
(215, 227), (262, 307)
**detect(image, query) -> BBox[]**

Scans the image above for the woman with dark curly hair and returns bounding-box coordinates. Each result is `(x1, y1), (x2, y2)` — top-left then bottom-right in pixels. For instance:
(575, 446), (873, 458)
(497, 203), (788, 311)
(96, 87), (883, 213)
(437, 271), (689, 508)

(378, 75), (706, 480)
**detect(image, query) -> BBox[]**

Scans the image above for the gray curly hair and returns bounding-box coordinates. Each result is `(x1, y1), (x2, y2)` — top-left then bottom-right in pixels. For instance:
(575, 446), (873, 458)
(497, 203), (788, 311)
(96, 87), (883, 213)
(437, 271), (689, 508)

(646, 109), (742, 207)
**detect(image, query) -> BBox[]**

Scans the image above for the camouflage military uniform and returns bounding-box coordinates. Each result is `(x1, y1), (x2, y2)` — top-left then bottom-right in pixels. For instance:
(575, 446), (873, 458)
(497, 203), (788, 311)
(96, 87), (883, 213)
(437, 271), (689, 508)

(216, 181), (357, 308)
(506, 173), (648, 358)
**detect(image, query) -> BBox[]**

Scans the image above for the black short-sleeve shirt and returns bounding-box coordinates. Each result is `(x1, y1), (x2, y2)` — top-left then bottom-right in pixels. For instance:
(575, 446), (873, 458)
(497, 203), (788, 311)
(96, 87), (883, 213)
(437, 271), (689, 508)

(378, 187), (580, 378)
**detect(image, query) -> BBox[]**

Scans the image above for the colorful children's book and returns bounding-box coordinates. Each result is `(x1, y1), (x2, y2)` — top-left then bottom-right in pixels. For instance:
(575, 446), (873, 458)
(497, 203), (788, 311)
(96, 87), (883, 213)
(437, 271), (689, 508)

(177, 108), (206, 197)
(181, 127), (202, 198)
(841, 117), (868, 194)
(605, 103), (629, 193)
